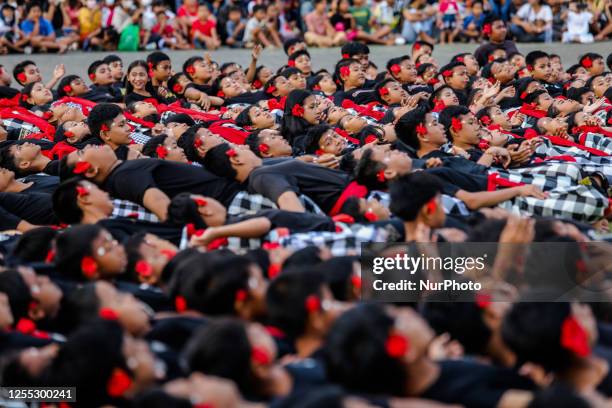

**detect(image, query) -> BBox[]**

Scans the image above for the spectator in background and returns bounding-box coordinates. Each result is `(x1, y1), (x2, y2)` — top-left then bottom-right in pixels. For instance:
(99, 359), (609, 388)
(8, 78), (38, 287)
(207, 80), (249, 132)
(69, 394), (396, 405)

(511, 0), (553, 42)
(436, 0), (461, 43)
(474, 14), (518, 66)
(0, 5), (29, 54)
(594, 0), (612, 40)
(243, 5), (282, 48)
(401, 0), (436, 44)
(304, 0), (346, 47)
(151, 10), (192, 49)
(372, 0), (406, 45)
(78, 0), (102, 50)
(562, 0), (595, 43)
(264, 3), (284, 45)
(225, 6), (245, 47)
(111, 0), (144, 40)
(192, 3), (220, 50)
(330, 0), (357, 42)
(20, 2), (77, 53)
(177, 0), (199, 36)
(460, 1), (485, 42)
(489, 0), (515, 22)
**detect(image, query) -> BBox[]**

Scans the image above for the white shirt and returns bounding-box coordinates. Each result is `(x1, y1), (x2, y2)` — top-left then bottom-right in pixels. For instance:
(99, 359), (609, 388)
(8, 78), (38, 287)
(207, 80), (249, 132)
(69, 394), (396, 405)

(516, 3), (552, 23)
(566, 10), (592, 35)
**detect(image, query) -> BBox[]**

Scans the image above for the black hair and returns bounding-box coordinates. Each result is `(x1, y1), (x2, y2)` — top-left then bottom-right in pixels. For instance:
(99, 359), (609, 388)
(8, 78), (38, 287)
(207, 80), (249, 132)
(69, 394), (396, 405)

(235, 105), (255, 128)
(340, 41), (370, 57)
(164, 113), (195, 127)
(146, 51), (170, 69)
(58, 283), (101, 333)
(52, 178), (87, 224)
(0, 269), (32, 320)
(438, 61), (466, 83)
(166, 73), (185, 96)
(266, 267), (326, 338)
(353, 148), (387, 190)
(525, 51), (549, 68)
(11, 227), (57, 264)
(0, 144), (19, 176)
(252, 4), (266, 13)
(203, 143), (237, 179)
(385, 56), (410, 76)
(166, 192), (207, 229)
(302, 124), (333, 154)
(125, 60), (155, 95)
(54, 224), (103, 281)
(373, 78), (398, 103)
(244, 130), (266, 157)
(87, 103), (123, 138)
(102, 54), (122, 65)
(528, 383), (591, 408)
(57, 75), (80, 98)
(87, 60), (106, 82)
(323, 304), (407, 395)
(282, 246), (325, 270)
(356, 124), (384, 147)
(280, 89), (313, 144)
(316, 256), (359, 301)
(394, 106), (427, 149)
(389, 172), (442, 221)
(288, 49), (311, 65)
(438, 105), (470, 141)
(607, 52), (612, 71)
(18, 82), (37, 109)
(176, 124), (206, 164)
(13, 60), (36, 85)
(333, 58), (360, 88)
(579, 52), (603, 68)
(283, 38), (303, 55)
(142, 134), (170, 159)
(183, 56), (204, 80)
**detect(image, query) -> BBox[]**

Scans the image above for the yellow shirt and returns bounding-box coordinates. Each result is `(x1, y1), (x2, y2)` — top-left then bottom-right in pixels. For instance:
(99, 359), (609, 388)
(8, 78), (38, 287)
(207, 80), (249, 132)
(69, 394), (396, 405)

(78, 7), (102, 38)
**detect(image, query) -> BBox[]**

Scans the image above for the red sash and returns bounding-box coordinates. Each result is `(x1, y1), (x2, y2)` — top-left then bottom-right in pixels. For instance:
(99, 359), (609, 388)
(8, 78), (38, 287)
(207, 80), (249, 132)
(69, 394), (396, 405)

(329, 181), (368, 216)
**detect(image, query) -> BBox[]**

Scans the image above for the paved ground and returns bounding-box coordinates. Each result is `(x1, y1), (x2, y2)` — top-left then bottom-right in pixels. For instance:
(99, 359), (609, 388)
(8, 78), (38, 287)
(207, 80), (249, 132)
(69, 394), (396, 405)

(1, 41), (611, 82)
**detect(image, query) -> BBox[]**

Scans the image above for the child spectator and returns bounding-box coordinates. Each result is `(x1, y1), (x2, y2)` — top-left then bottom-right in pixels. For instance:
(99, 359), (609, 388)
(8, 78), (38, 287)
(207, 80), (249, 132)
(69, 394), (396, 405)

(151, 10), (191, 49)
(20, 2), (76, 53)
(0, 5), (29, 54)
(192, 4), (221, 50)
(437, 0), (461, 44)
(330, 0), (357, 42)
(372, 0), (406, 45)
(461, 1), (484, 42)
(562, 1), (594, 43)
(401, 0), (436, 44)
(243, 5), (281, 48)
(511, 0), (553, 42)
(177, 0), (199, 35)
(304, 0), (347, 47)
(225, 5), (245, 48)
(78, 0), (103, 50)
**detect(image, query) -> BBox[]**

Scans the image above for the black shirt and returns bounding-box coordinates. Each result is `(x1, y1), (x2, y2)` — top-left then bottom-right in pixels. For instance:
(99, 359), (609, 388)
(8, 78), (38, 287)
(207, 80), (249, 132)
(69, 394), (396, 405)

(224, 90), (268, 106)
(98, 218), (183, 246)
(423, 167), (488, 196)
(474, 40), (519, 67)
(333, 88), (378, 105)
(124, 91), (171, 106)
(247, 160), (351, 213)
(20, 175), (59, 194)
(421, 360), (535, 408)
(102, 159), (242, 207)
(82, 85), (123, 103)
(421, 150), (489, 175)
(227, 209), (336, 233)
(0, 192), (57, 230)
(43, 160), (60, 176)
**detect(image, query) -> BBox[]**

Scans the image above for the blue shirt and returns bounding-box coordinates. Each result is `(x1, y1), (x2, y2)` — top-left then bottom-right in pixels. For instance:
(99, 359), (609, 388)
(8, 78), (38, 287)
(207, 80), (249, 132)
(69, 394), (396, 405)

(20, 18), (54, 36)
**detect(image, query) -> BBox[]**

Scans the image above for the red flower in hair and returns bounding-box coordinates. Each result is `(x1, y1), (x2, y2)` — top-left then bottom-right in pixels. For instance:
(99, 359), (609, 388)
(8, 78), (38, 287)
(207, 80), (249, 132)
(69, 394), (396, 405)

(63, 85), (73, 93)
(268, 263), (281, 279)
(175, 296), (187, 312)
(135, 260), (153, 277)
(313, 84), (321, 91)
(172, 83), (183, 93)
(413, 43), (421, 51)
(185, 65), (196, 75)
(581, 56), (593, 68)
(21, 94), (28, 102)
(332, 214), (355, 224)
(99, 308), (119, 320)
(73, 161), (91, 175)
(235, 289), (248, 302)
(160, 249), (176, 259)
(17, 72), (27, 83)
(258, 143), (270, 154)
(45, 249), (55, 263)
(81, 256), (98, 278)
(480, 115), (491, 125)
(378, 87), (389, 96)
(291, 104), (305, 117)
(365, 135), (377, 144)
(456, 56), (464, 63)
(475, 293), (491, 308)
(252, 79), (262, 89)
(305, 295), (320, 312)
(415, 123), (427, 136)
(76, 185), (89, 197)
(194, 138), (203, 148)
(100, 123), (110, 132)
(225, 148), (237, 158)
(16, 318), (36, 334)
(251, 346), (272, 365)
(427, 78), (439, 86)
(107, 368), (132, 398)
(364, 210), (378, 222)
(433, 98), (446, 112)
(351, 275), (362, 289)
(385, 333), (409, 358)
(217, 90), (226, 98)
(520, 91), (528, 100)
(342, 53), (350, 59)
(193, 198), (208, 207)
(526, 64), (533, 71)
(426, 198), (437, 214)
(376, 170), (386, 183)
(390, 64), (401, 74)
(262, 242), (280, 250)
(156, 145), (168, 159)
(315, 149), (324, 156)
(89, 73), (95, 81)
(478, 138), (490, 150)
(339, 66), (351, 77)
(442, 70), (453, 77)
(561, 316), (591, 357)
(451, 117), (463, 132)
(266, 85), (277, 94)
(488, 55), (495, 63)
(483, 24), (492, 35)
(287, 60), (295, 67)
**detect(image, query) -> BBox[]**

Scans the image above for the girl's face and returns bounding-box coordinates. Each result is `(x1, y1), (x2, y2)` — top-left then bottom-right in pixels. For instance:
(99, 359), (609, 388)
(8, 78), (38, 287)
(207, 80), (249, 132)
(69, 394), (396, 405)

(538, 116), (567, 135)
(134, 101), (157, 117)
(295, 55), (312, 75)
(301, 95), (321, 124)
(319, 129), (347, 155)
(319, 74), (337, 94)
(575, 111), (602, 127)
(326, 106), (348, 125)
(579, 91), (595, 106)
(63, 121), (91, 142)
(510, 54), (526, 69)
(194, 195), (227, 227)
(28, 82), (53, 105)
(91, 229), (127, 278)
(258, 67), (273, 85)
(273, 76), (294, 97)
(365, 65), (378, 81)
(68, 77), (89, 95)
(96, 281), (151, 336)
(192, 59), (213, 82)
(288, 72), (307, 90)
(249, 107), (276, 129)
(341, 115), (367, 134)
(438, 88), (459, 106)
(590, 76), (608, 98)
(134, 233), (176, 284)
(128, 66), (149, 91)
(162, 136), (188, 163)
(220, 77), (245, 98)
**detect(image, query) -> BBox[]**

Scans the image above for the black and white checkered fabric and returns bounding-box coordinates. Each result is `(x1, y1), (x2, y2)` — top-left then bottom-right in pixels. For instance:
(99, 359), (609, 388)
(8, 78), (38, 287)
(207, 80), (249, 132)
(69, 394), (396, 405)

(581, 133), (612, 155)
(498, 184), (608, 222)
(1, 117), (41, 139)
(110, 199), (159, 222)
(227, 191), (278, 216)
(130, 131), (151, 145)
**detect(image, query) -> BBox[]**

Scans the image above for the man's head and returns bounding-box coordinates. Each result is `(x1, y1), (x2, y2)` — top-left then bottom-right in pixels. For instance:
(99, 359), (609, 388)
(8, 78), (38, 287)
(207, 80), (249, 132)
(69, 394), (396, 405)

(525, 51), (551, 82)
(579, 53), (605, 76)
(386, 56), (417, 84)
(482, 14), (507, 43)
(375, 79), (408, 105)
(87, 104), (131, 148)
(246, 129), (293, 158)
(389, 172), (445, 227)
(52, 178), (114, 224)
(354, 146), (413, 190)
(439, 105), (480, 146)
(146, 51), (172, 82)
(283, 38), (307, 56)
(204, 143), (262, 181)
(60, 144), (119, 183)
(13, 60), (40, 86)
(340, 42), (370, 69)
(0, 142), (45, 178)
(57, 75), (89, 98)
(87, 61), (114, 86)
(439, 61), (469, 90)
(395, 108), (447, 150)
(102, 55), (124, 81)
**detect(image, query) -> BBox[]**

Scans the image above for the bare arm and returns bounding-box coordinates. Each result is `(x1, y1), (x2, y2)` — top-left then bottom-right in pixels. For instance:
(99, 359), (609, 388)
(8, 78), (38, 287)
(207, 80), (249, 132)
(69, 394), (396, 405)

(456, 185), (546, 210)
(143, 188), (171, 221)
(277, 191), (306, 212)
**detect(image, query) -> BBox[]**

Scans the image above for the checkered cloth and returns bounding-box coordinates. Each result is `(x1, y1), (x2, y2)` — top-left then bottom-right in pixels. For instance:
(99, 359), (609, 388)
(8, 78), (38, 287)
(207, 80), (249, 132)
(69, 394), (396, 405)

(498, 184), (607, 222)
(495, 163), (583, 191)
(110, 199), (159, 222)
(277, 224), (390, 256)
(227, 191), (278, 217)
(581, 133), (612, 155)
(130, 131), (151, 145)
(1, 117), (41, 139)
(368, 190), (471, 216)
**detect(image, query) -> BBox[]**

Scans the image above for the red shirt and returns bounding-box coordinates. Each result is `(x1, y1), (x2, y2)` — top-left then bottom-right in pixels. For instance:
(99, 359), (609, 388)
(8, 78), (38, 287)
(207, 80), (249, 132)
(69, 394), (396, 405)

(192, 18), (216, 37)
(177, 5), (198, 18)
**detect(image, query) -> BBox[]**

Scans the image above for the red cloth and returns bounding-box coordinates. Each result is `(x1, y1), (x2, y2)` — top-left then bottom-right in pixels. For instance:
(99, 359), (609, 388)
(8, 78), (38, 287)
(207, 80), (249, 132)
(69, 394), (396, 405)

(192, 18), (216, 38)
(486, 173), (525, 191)
(53, 96), (97, 115)
(518, 103), (547, 119)
(329, 181), (368, 216)
(208, 120), (249, 145)
(0, 107), (56, 138)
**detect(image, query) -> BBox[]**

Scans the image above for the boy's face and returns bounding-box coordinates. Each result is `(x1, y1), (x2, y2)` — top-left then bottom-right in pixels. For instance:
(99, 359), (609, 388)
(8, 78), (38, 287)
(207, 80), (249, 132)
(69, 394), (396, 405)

(490, 20), (507, 41)
(27, 6), (41, 20)
(473, 2), (483, 14)
(531, 57), (551, 82)
(447, 65), (469, 90)
(153, 60), (172, 81)
(254, 9), (265, 19)
(452, 113), (481, 146)
(198, 5), (210, 18)
(94, 63), (114, 85)
(258, 129), (292, 156)
(108, 60), (124, 81)
(102, 113), (132, 146)
(228, 10), (241, 21)
(22, 64), (42, 84)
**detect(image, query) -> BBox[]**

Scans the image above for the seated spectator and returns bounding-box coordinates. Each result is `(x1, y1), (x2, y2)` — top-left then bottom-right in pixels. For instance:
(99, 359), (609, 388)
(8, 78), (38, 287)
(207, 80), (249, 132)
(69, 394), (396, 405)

(151, 10), (192, 50)
(20, 2), (77, 54)
(191, 4), (220, 50)
(460, 1), (485, 42)
(401, 0), (436, 44)
(243, 5), (282, 48)
(225, 5), (245, 48)
(562, 1), (595, 43)
(371, 0), (405, 45)
(474, 14), (519, 67)
(78, 0), (103, 50)
(304, 0), (346, 47)
(0, 5), (30, 54)
(436, 0), (461, 44)
(510, 0), (553, 42)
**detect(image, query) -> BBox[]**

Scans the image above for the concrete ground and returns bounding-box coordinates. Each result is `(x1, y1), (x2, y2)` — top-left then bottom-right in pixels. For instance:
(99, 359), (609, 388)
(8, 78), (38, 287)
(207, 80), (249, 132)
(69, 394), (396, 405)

(1, 41), (611, 83)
